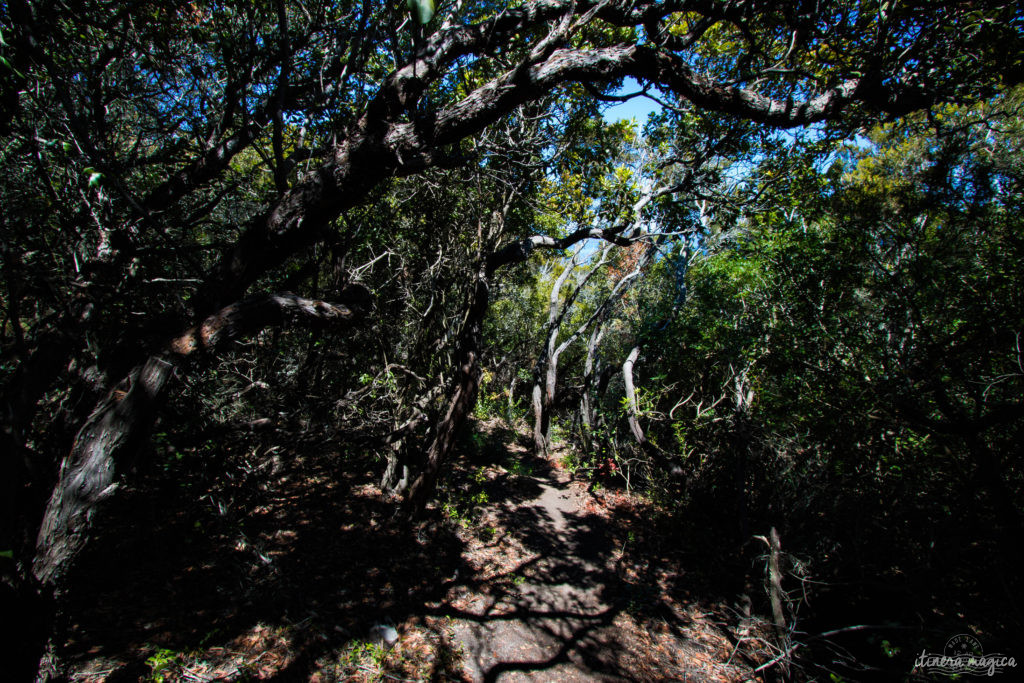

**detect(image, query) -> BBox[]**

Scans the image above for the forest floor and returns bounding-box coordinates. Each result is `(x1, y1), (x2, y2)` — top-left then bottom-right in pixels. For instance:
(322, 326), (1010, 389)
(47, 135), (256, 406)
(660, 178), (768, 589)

(437, 420), (757, 682)
(60, 417), (767, 682)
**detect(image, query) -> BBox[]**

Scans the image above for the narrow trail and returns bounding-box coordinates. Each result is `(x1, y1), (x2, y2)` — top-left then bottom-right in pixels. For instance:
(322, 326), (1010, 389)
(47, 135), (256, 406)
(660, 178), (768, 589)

(57, 418), (758, 682)
(439, 421), (754, 682)
(451, 466), (614, 682)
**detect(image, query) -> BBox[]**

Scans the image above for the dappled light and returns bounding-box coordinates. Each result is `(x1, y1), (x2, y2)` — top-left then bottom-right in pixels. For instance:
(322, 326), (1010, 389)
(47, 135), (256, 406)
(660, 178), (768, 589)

(2, 1), (1023, 681)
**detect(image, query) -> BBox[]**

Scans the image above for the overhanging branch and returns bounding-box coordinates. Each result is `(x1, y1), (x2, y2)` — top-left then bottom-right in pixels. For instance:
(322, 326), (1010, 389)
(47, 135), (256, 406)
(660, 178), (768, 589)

(169, 290), (370, 357)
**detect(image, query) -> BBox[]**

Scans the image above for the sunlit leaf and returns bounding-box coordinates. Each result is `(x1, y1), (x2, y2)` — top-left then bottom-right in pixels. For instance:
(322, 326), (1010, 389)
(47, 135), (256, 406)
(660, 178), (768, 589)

(0, 54), (24, 78)
(406, 0), (435, 26)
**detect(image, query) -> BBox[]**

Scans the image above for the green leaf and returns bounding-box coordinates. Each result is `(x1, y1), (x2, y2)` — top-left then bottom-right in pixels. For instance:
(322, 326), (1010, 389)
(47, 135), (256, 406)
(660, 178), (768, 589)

(406, 0), (435, 26)
(62, 141), (74, 154)
(0, 550), (13, 559)
(0, 55), (25, 78)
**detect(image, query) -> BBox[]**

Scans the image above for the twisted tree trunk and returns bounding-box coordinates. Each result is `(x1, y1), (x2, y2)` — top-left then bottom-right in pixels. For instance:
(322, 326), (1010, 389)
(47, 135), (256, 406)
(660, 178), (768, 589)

(30, 292), (367, 680)
(622, 346), (646, 447)
(405, 267), (490, 516)
(532, 254), (578, 455)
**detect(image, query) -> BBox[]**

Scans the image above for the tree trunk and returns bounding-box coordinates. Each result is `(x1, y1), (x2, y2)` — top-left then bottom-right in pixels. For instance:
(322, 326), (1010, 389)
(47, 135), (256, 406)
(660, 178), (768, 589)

(381, 445), (409, 495)
(532, 243), (619, 455)
(622, 345), (685, 479)
(767, 526), (790, 677)
(404, 268), (489, 517)
(507, 375), (518, 419)
(29, 291), (368, 679)
(531, 254), (578, 455)
(580, 323), (605, 440)
(532, 379), (548, 455)
(2, 301), (97, 568)
(623, 346), (646, 447)
(576, 240), (659, 451)
(542, 358), (558, 446)
(381, 436), (414, 496)
(33, 357), (174, 589)
(400, 223), (656, 513)
(32, 356), (174, 681)
(531, 355), (560, 455)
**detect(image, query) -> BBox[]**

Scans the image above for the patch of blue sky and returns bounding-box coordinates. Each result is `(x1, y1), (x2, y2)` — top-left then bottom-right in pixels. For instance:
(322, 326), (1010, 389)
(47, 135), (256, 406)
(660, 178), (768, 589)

(601, 77), (663, 128)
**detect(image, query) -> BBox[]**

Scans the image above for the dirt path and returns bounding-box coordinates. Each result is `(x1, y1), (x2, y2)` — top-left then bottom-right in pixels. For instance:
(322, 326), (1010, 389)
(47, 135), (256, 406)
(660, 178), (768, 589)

(451, 468), (614, 682)
(440, 424), (755, 682)
(57, 418), (758, 682)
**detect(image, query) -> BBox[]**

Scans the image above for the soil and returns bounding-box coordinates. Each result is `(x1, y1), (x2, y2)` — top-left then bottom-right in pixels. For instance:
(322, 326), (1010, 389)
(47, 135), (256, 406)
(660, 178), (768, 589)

(58, 417), (763, 682)
(443, 422), (753, 682)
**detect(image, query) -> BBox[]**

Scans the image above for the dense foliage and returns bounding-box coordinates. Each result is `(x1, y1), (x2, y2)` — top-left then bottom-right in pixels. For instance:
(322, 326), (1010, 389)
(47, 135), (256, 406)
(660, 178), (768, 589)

(2, 0), (1023, 679)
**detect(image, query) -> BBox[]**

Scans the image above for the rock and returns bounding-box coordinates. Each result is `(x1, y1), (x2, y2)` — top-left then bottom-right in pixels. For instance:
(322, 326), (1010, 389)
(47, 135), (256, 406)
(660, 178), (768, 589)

(368, 624), (399, 648)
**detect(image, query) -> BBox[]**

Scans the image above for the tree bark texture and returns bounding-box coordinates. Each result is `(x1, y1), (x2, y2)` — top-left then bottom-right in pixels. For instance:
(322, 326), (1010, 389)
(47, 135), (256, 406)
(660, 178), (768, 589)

(623, 346), (646, 447)
(380, 445), (411, 495)
(532, 256), (577, 455)
(34, 292), (366, 588)
(27, 291), (370, 680)
(32, 357), (174, 589)
(579, 323), (606, 450)
(531, 381), (548, 456)
(405, 267), (490, 517)
(767, 526), (790, 677)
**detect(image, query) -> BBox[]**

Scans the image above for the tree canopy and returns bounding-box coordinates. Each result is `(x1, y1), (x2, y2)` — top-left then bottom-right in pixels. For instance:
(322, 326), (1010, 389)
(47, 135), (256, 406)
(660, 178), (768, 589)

(2, 0), (1023, 680)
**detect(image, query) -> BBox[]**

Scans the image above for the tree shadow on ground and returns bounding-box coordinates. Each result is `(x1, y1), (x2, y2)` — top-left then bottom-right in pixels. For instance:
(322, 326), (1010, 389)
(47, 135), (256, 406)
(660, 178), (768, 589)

(433, 422), (752, 682)
(60, 418), (759, 682)
(61, 425), (471, 680)
(434, 502), (640, 682)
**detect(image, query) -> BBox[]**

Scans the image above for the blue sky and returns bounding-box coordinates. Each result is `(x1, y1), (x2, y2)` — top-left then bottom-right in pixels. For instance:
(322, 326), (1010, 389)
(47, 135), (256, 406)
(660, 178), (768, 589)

(602, 77), (663, 125)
